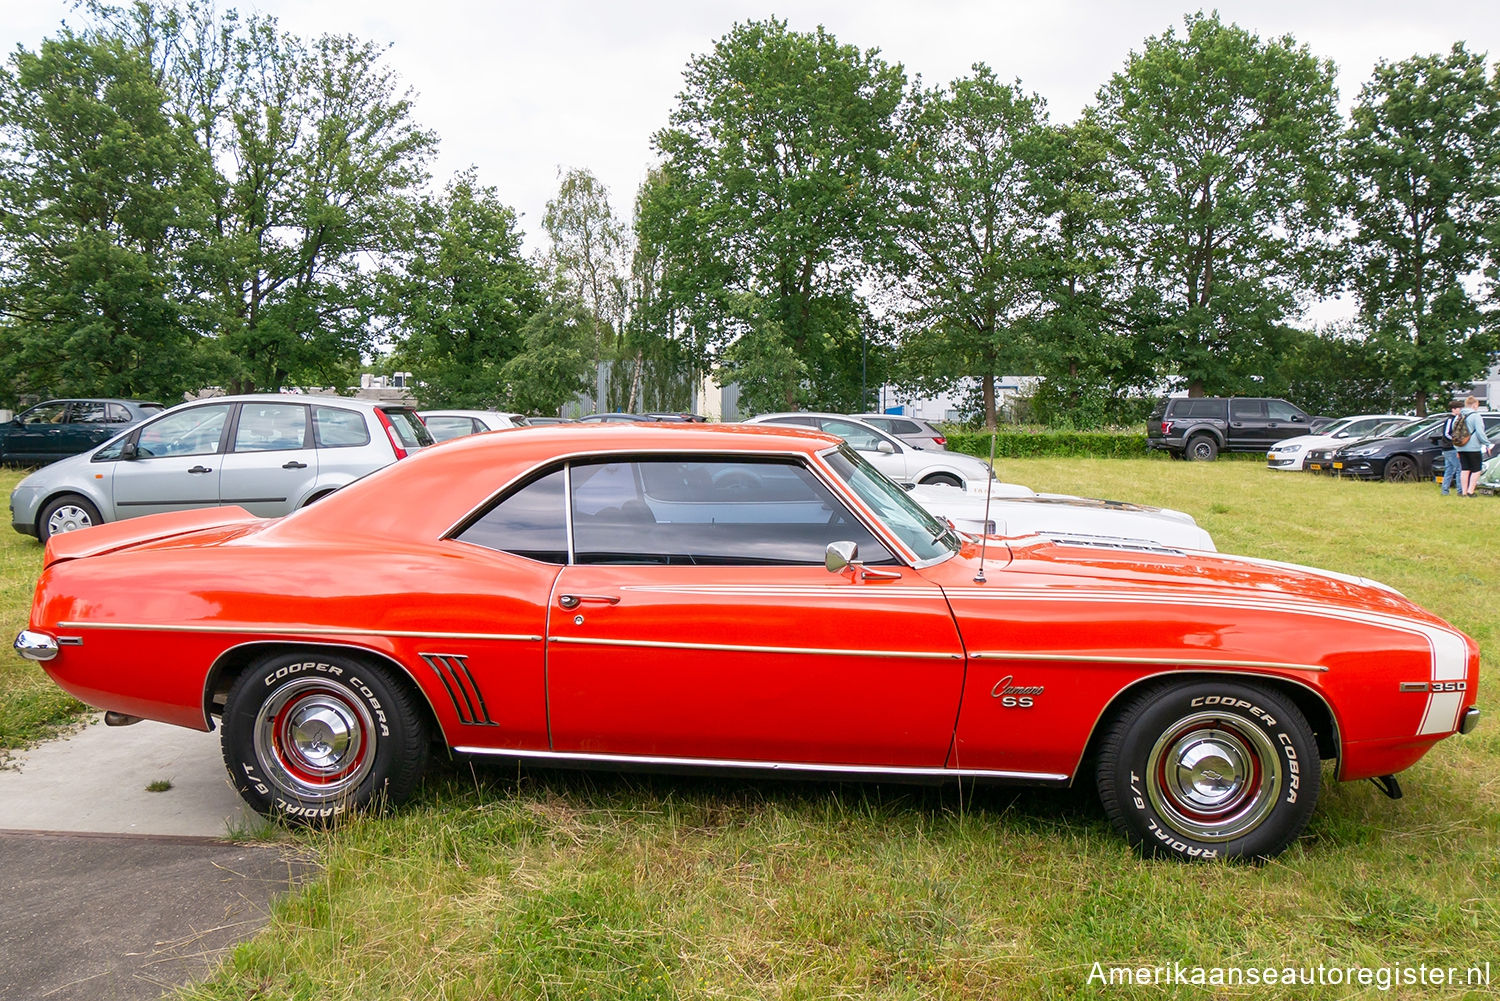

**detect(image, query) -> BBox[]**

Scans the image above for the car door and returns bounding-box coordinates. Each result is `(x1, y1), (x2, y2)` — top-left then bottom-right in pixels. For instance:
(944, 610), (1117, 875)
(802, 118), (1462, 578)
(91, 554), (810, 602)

(1263, 399), (1310, 445)
(544, 455), (966, 767)
(110, 403), (233, 518)
(5, 401), (71, 462)
(1228, 399), (1270, 448)
(218, 401), (319, 516)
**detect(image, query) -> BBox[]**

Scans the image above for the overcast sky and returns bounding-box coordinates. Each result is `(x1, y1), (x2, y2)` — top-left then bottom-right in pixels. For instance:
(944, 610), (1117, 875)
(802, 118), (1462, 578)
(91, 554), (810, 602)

(6, 0), (1499, 267)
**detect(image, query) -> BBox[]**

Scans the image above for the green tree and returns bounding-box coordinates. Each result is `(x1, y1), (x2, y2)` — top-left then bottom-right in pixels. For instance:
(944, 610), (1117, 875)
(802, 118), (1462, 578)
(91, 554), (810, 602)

(1093, 12), (1342, 397)
(106, 1), (437, 392)
(500, 298), (597, 416)
(0, 26), (215, 402)
(888, 65), (1049, 428)
(649, 18), (905, 410)
(391, 170), (540, 408)
(1344, 43), (1500, 415)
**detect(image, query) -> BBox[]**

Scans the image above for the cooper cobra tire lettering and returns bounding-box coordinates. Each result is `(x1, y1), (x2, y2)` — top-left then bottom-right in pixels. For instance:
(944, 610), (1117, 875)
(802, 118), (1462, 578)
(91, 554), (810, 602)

(1097, 680), (1320, 862)
(221, 651), (428, 824)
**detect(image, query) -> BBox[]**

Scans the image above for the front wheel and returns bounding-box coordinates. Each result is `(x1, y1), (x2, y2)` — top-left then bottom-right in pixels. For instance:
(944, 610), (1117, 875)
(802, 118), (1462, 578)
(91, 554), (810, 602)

(1384, 455), (1419, 482)
(1096, 680), (1319, 861)
(920, 472), (963, 488)
(39, 494), (103, 542)
(221, 651), (430, 822)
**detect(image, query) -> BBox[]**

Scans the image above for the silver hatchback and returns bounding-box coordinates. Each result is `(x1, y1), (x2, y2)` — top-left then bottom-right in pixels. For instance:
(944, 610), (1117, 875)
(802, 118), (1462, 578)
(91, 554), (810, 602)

(10, 394), (433, 541)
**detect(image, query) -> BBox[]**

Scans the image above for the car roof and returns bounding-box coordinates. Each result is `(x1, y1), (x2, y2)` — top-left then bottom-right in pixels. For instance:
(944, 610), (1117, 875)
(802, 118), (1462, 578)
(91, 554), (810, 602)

(277, 423), (841, 544)
(172, 393), (409, 412)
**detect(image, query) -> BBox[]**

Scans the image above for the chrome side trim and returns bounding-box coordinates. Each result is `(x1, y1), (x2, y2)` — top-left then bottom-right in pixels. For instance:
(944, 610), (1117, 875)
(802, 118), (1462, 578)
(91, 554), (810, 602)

(969, 651), (1330, 673)
(548, 635), (962, 660)
(58, 621), (542, 643)
(450, 745), (1069, 783)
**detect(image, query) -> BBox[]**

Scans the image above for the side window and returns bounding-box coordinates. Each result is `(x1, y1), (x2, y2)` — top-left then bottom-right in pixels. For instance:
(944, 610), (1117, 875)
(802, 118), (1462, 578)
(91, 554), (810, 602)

(1229, 399), (1265, 419)
(424, 416), (478, 441)
(21, 402), (69, 425)
(106, 403), (132, 423)
(455, 468), (568, 563)
(816, 418), (891, 452)
(1266, 400), (1301, 422)
(233, 403), (309, 452)
(71, 402), (108, 424)
(888, 419), (921, 435)
(571, 458), (893, 566)
(313, 406), (371, 448)
(134, 404), (233, 458)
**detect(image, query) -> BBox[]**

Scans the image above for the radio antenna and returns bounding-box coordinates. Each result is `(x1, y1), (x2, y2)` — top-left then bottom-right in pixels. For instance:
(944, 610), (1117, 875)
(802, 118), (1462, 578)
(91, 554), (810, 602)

(974, 425), (998, 584)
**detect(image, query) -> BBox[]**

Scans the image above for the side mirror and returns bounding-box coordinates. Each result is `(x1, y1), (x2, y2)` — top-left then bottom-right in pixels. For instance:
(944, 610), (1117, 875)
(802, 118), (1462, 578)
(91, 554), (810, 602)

(876, 440), (896, 455)
(825, 540), (858, 574)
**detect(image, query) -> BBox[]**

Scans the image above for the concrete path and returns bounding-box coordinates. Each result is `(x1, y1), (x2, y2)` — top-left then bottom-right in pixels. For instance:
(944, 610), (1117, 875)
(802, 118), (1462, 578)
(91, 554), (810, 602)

(0, 718), (313, 1000)
(0, 718), (263, 838)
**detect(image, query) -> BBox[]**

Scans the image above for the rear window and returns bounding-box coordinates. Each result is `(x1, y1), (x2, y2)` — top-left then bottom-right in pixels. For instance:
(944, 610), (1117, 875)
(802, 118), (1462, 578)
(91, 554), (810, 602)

(383, 408), (436, 448)
(313, 406), (371, 448)
(1172, 399), (1225, 419)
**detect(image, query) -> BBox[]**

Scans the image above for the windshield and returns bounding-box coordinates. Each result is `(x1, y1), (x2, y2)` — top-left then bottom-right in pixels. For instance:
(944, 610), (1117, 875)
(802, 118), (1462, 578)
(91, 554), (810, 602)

(823, 444), (960, 563)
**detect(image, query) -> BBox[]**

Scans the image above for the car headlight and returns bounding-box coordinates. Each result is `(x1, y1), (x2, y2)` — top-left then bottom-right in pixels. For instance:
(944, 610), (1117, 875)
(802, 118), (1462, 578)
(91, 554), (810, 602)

(1278, 444), (1303, 453)
(1348, 447), (1381, 457)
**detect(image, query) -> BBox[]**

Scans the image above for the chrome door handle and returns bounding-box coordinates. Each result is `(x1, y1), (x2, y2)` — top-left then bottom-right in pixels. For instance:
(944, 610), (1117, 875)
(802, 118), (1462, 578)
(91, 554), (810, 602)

(559, 594), (620, 609)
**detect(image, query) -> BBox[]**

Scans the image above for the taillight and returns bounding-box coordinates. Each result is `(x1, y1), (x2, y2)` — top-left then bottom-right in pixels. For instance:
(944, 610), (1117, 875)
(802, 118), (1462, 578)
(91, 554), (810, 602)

(375, 409), (408, 459)
(1161, 420), (1173, 435)
(932, 436), (947, 447)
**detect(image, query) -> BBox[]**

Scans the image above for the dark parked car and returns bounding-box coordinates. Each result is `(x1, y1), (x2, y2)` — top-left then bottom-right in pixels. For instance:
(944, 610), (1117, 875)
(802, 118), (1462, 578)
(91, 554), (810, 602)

(0, 399), (163, 466)
(1329, 413), (1500, 481)
(1147, 397), (1320, 460)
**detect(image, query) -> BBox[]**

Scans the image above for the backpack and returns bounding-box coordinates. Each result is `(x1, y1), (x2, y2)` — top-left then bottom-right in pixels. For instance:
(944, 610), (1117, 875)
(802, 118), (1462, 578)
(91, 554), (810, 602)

(1451, 413), (1472, 448)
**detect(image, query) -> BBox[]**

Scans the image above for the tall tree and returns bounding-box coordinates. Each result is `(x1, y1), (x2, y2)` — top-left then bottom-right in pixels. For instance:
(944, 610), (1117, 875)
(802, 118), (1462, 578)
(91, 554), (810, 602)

(391, 170), (540, 407)
(1093, 12), (1342, 397)
(542, 167), (627, 409)
(107, 1), (437, 392)
(0, 26), (215, 402)
(649, 18), (905, 410)
(1344, 43), (1500, 415)
(888, 65), (1048, 428)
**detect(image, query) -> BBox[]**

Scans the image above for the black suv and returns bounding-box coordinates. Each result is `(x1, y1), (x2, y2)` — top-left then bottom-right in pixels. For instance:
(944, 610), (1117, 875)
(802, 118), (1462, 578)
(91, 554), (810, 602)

(1147, 397), (1320, 461)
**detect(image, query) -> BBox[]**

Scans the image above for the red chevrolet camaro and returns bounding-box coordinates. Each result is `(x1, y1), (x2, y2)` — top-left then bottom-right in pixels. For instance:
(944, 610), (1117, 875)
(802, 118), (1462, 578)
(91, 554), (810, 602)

(14, 424), (1482, 860)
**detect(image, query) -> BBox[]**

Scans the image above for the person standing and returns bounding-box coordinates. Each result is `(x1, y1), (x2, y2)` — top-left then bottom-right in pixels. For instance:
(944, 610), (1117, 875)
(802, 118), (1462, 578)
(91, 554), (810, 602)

(1439, 400), (1463, 495)
(1455, 395), (1492, 496)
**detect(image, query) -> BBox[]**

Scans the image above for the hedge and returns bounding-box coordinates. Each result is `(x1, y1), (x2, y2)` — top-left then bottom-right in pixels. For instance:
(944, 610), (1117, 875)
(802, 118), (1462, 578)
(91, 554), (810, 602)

(944, 429), (1151, 459)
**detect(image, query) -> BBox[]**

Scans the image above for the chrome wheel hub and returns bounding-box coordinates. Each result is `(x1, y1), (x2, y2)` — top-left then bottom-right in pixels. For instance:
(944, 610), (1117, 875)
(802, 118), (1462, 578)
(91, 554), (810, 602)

(255, 678), (375, 802)
(1146, 712), (1281, 842)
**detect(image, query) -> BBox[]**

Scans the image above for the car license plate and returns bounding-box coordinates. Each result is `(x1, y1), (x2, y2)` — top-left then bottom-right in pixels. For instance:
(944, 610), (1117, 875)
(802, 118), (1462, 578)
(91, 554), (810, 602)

(1333, 462), (1343, 469)
(1309, 463), (1322, 471)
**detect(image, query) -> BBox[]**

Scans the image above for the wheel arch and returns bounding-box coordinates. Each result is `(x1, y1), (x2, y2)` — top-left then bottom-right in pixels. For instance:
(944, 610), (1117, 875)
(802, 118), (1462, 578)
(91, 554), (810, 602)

(1075, 670), (1341, 782)
(203, 640), (446, 749)
(35, 486), (112, 535)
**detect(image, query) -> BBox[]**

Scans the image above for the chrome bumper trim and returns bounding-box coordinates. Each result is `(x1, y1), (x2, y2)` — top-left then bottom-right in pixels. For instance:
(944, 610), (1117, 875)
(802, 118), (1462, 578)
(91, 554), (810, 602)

(14, 630), (59, 662)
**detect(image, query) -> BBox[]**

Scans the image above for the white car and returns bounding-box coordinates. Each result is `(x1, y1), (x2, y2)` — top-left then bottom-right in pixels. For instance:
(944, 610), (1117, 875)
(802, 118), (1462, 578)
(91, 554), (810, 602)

(908, 483), (1216, 552)
(742, 412), (992, 489)
(418, 410), (529, 442)
(1266, 414), (1410, 471)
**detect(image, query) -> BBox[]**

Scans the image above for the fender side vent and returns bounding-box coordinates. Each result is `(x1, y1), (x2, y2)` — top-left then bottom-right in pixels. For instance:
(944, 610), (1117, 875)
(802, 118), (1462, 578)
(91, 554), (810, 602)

(420, 653), (499, 726)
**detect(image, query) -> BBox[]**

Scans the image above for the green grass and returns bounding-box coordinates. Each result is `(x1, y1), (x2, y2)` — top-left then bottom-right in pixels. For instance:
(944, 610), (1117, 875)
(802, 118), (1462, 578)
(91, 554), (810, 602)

(2, 461), (1496, 998)
(0, 468), (82, 752)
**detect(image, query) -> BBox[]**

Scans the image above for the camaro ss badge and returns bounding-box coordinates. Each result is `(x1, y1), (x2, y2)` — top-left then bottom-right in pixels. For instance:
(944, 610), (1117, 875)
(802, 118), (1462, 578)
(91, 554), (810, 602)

(991, 674), (1045, 708)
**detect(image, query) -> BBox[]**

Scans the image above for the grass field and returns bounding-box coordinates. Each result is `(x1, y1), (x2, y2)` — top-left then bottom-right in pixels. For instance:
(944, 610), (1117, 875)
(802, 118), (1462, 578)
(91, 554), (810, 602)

(2, 461), (1497, 999)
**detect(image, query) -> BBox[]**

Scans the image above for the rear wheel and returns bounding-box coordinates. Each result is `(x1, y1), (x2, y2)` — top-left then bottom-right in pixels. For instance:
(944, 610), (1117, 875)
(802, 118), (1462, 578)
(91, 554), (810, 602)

(221, 651), (429, 822)
(919, 472), (963, 488)
(1185, 435), (1219, 461)
(1384, 455), (1419, 482)
(1096, 680), (1319, 861)
(39, 494), (103, 542)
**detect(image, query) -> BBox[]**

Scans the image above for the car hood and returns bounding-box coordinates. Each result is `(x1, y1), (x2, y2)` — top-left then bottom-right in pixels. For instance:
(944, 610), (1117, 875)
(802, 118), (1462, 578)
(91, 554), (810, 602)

(909, 484), (1215, 552)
